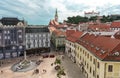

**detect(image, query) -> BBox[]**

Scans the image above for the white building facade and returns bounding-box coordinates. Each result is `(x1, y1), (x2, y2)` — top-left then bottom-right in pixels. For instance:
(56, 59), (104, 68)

(65, 40), (76, 63)
(25, 26), (50, 54)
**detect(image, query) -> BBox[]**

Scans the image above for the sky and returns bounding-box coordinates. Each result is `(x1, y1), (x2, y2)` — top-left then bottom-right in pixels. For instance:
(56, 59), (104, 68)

(0, 0), (120, 25)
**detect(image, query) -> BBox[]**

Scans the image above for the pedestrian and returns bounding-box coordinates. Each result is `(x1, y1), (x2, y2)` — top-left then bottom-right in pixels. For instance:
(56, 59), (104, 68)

(51, 63), (53, 66)
(1, 70), (3, 74)
(43, 69), (46, 73)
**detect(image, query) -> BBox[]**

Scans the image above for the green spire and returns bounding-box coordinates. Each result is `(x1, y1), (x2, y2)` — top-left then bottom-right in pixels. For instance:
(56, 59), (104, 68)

(55, 8), (58, 17)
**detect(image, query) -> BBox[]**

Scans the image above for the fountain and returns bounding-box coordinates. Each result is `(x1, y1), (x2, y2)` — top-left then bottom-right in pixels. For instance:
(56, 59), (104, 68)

(11, 51), (39, 72)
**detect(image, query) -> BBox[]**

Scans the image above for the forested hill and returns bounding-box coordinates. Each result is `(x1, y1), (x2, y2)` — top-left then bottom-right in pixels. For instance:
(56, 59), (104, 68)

(65, 15), (120, 24)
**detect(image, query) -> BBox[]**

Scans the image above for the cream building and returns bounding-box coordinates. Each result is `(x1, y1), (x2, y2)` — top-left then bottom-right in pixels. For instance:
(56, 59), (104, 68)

(75, 33), (120, 78)
(65, 31), (83, 63)
(51, 29), (66, 51)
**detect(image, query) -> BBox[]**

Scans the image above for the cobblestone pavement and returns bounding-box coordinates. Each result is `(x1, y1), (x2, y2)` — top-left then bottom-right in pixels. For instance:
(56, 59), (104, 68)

(62, 55), (86, 78)
(0, 53), (86, 78)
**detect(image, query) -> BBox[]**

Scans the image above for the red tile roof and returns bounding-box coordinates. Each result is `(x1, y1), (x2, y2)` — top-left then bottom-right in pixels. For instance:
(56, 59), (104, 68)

(53, 30), (66, 37)
(111, 21), (120, 28)
(49, 19), (59, 26)
(66, 30), (75, 37)
(77, 33), (120, 61)
(88, 24), (110, 31)
(66, 31), (83, 42)
(49, 27), (56, 32)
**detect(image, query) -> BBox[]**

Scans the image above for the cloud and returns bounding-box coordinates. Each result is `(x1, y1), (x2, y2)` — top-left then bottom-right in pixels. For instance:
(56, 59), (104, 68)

(0, 0), (120, 25)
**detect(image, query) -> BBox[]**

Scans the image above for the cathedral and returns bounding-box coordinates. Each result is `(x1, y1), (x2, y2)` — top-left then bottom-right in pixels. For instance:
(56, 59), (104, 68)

(49, 9), (59, 26)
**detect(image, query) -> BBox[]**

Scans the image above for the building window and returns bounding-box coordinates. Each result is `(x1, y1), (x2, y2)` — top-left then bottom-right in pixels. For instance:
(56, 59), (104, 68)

(90, 67), (92, 73)
(93, 70), (95, 77)
(90, 56), (92, 61)
(97, 75), (99, 78)
(45, 42), (48, 47)
(87, 54), (89, 58)
(8, 36), (10, 39)
(80, 48), (82, 51)
(12, 46), (16, 49)
(93, 59), (95, 64)
(4, 31), (7, 34)
(5, 36), (7, 39)
(18, 30), (22, 32)
(8, 31), (10, 34)
(19, 46), (22, 49)
(14, 41), (16, 44)
(87, 63), (88, 69)
(11, 41), (13, 44)
(83, 50), (84, 54)
(97, 62), (100, 68)
(80, 56), (81, 60)
(28, 44), (31, 48)
(108, 65), (113, 72)
(19, 35), (22, 38)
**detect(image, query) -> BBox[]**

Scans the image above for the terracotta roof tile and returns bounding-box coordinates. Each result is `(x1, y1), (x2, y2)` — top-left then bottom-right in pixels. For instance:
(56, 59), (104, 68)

(66, 31), (83, 42)
(77, 33), (120, 61)
(88, 24), (110, 31)
(53, 30), (66, 37)
(49, 27), (56, 32)
(111, 21), (120, 28)
(66, 30), (75, 37)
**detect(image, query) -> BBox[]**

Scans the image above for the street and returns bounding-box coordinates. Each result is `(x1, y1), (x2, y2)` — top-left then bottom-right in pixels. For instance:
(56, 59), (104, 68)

(62, 55), (86, 78)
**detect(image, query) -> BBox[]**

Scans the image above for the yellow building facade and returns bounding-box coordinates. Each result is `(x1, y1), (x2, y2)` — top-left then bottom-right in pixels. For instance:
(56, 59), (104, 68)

(75, 43), (120, 78)
(74, 33), (120, 78)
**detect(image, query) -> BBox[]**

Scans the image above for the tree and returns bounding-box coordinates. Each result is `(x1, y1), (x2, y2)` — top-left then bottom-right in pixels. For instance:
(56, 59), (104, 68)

(54, 58), (61, 70)
(57, 67), (66, 78)
(89, 16), (97, 22)
(66, 15), (89, 24)
(54, 58), (61, 65)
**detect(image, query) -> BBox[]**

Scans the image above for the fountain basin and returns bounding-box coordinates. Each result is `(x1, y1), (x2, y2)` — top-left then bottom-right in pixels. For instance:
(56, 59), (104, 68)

(11, 60), (39, 72)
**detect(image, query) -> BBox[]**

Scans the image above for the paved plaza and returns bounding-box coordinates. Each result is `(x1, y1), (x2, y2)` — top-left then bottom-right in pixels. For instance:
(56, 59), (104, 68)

(62, 55), (86, 78)
(0, 53), (85, 78)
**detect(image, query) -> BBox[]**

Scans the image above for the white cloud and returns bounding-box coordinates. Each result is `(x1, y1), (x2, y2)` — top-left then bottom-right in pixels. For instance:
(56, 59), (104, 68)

(0, 0), (120, 24)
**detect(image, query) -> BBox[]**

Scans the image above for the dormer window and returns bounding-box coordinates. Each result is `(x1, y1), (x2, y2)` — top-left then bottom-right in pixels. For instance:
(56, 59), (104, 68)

(96, 47), (100, 50)
(91, 44), (94, 47)
(114, 52), (119, 56)
(101, 49), (105, 54)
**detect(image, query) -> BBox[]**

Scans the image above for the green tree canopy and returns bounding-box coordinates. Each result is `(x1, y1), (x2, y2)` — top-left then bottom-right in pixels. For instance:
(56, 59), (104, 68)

(66, 15), (89, 24)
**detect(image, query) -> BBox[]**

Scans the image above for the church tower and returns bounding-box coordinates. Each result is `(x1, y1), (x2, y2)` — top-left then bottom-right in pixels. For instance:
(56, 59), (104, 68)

(55, 9), (58, 22)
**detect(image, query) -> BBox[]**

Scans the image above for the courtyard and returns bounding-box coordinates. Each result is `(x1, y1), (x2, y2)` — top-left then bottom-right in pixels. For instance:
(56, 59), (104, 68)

(0, 53), (85, 78)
